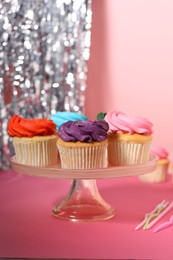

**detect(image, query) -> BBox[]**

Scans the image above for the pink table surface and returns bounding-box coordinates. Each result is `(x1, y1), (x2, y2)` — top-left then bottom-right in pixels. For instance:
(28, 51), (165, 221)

(1, 169), (173, 259)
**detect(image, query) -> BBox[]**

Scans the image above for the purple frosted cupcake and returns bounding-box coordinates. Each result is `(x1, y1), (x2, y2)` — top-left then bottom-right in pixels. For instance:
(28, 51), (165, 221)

(57, 120), (109, 169)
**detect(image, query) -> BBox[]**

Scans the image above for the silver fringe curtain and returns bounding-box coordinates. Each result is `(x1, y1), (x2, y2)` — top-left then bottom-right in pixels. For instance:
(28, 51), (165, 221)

(0, 0), (92, 170)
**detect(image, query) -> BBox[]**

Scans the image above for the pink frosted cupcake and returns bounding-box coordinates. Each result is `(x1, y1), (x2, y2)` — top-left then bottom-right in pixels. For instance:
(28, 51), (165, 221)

(104, 111), (153, 166)
(139, 146), (169, 182)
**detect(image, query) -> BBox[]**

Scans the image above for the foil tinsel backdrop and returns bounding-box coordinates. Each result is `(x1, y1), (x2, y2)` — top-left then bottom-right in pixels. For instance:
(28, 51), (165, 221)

(0, 0), (92, 170)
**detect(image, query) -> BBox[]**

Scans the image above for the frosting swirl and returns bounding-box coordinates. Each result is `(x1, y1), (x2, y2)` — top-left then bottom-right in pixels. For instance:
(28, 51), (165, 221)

(104, 110), (153, 135)
(97, 112), (107, 120)
(50, 111), (88, 130)
(151, 146), (169, 159)
(58, 120), (109, 142)
(8, 114), (56, 137)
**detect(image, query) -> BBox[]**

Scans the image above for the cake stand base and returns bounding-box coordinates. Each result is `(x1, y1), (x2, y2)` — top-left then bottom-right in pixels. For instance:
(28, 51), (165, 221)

(10, 155), (157, 222)
(52, 179), (115, 222)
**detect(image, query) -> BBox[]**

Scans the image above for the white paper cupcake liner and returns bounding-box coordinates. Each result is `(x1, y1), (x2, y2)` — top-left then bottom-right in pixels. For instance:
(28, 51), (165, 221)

(108, 141), (151, 166)
(139, 160), (169, 183)
(13, 137), (58, 166)
(57, 144), (108, 169)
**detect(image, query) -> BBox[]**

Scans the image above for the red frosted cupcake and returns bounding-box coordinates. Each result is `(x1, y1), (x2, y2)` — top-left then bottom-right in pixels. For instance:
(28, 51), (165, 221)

(8, 115), (58, 166)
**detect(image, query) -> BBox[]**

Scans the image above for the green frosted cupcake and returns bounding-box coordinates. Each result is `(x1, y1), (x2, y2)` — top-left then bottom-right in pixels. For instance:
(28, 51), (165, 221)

(96, 112), (107, 120)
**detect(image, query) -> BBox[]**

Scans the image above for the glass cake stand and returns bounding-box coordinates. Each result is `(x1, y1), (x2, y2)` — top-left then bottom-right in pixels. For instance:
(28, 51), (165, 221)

(10, 156), (157, 222)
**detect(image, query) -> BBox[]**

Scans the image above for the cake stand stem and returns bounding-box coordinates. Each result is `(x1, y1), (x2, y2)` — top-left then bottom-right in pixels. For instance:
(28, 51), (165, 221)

(52, 179), (115, 222)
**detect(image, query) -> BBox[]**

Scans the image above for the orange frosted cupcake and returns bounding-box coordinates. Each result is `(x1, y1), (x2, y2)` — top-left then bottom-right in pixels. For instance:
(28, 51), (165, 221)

(8, 115), (58, 166)
(104, 111), (153, 166)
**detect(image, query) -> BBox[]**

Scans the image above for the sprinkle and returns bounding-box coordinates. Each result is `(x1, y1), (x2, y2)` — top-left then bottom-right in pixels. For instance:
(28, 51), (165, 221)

(145, 201), (173, 230)
(143, 203), (168, 230)
(135, 200), (168, 231)
(153, 215), (173, 233)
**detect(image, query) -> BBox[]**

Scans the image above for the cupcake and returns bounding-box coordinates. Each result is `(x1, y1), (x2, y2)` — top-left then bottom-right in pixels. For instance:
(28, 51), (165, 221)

(96, 112), (107, 120)
(50, 111), (88, 163)
(8, 114), (58, 166)
(139, 146), (169, 183)
(104, 111), (153, 166)
(57, 120), (109, 169)
(50, 111), (88, 130)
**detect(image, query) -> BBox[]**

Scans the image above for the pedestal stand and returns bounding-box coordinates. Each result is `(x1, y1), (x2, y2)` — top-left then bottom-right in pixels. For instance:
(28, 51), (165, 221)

(52, 179), (115, 221)
(11, 156), (156, 222)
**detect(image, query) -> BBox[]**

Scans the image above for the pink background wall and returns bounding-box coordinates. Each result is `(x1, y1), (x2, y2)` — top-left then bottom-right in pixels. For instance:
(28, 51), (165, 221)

(85, 0), (173, 159)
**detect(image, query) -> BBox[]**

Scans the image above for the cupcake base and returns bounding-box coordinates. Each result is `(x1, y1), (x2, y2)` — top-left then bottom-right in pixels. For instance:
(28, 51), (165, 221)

(139, 158), (169, 183)
(13, 135), (58, 166)
(57, 138), (108, 169)
(108, 133), (152, 166)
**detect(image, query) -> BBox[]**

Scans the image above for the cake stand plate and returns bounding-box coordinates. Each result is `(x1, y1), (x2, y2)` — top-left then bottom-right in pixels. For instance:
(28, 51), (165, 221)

(11, 156), (157, 222)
